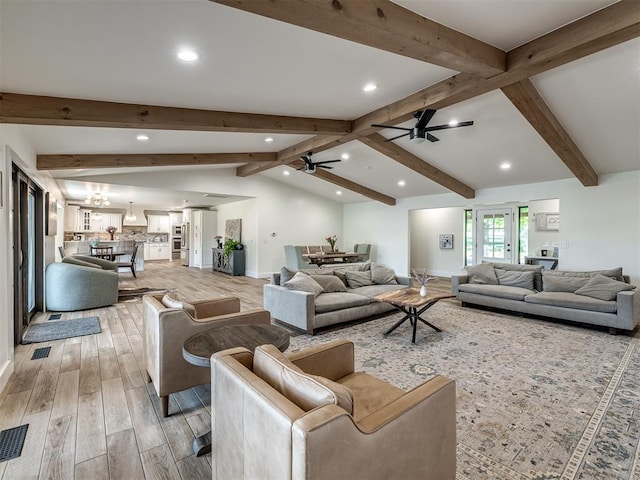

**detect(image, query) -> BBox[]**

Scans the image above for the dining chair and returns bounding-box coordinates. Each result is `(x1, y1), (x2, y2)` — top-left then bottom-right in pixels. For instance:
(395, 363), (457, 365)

(58, 246), (66, 259)
(116, 244), (138, 278)
(90, 245), (114, 260)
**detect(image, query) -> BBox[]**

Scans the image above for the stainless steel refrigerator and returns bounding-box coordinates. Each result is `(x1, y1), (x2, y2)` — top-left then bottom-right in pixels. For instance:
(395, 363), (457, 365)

(180, 222), (189, 266)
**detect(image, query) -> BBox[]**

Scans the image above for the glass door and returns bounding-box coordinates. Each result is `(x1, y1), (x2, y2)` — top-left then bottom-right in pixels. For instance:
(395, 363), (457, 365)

(475, 208), (513, 264)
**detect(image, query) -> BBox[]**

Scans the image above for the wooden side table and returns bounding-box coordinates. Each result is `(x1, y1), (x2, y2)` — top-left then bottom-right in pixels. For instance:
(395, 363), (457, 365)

(182, 323), (290, 455)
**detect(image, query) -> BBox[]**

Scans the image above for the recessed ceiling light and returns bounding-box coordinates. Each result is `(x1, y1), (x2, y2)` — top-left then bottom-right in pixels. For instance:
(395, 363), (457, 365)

(500, 162), (512, 170)
(265, 137), (274, 143)
(362, 83), (377, 92)
(177, 49), (199, 62)
(398, 180), (406, 187)
(448, 119), (459, 127)
(336, 190), (342, 195)
(136, 134), (149, 141)
(341, 153), (350, 160)
(283, 170), (290, 176)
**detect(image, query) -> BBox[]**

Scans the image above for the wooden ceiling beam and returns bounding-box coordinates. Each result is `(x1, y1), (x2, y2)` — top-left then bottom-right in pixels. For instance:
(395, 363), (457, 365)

(37, 152), (277, 170)
(0, 93), (352, 135)
(290, 160), (396, 206)
(359, 134), (475, 198)
(501, 79), (598, 187)
(211, 0), (506, 78)
(239, 1), (638, 176)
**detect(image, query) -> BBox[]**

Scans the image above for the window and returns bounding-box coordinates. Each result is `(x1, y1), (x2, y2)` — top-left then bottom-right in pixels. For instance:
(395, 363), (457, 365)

(464, 209), (473, 266)
(518, 206), (529, 264)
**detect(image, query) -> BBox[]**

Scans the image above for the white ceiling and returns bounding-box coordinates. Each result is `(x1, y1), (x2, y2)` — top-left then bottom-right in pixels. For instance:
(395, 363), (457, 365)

(1, 0), (638, 209)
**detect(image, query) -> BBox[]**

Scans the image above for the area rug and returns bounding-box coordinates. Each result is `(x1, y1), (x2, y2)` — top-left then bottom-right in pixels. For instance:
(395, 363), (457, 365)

(289, 301), (640, 480)
(117, 287), (168, 302)
(22, 317), (101, 344)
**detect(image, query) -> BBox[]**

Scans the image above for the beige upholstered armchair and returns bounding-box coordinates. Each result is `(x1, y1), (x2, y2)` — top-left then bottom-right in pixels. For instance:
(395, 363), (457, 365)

(142, 294), (271, 417)
(210, 339), (456, 479)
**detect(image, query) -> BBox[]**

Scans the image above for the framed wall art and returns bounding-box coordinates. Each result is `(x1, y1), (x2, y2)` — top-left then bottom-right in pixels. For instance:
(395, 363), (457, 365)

(439, 234), (453, 249)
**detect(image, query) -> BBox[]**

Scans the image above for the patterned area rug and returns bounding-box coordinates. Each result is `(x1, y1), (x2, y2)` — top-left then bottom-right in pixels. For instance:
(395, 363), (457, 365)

(288, 300), (640, 480)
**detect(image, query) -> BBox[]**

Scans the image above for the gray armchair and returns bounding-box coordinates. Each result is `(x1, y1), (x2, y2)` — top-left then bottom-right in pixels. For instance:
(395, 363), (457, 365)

(45, 261), (118, 311)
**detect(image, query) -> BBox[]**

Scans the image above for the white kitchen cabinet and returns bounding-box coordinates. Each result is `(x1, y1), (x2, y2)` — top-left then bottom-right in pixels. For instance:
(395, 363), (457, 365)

(64, 205), (79, 231)
(78, 209), (92, 231)
(146, 243), (171, 260)
(169, 212), (182, 226)
(147, 215), (170, 233)
(87, 212), (121, 232)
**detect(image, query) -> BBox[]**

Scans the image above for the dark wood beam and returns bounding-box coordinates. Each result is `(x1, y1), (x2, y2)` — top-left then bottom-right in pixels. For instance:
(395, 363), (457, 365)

(0, 93), (352, 135)
(359, 134), (475, 198)
(211, 0), (506, 78)
(37, 152), (277, 170)
(290, 160), (396, 205)
(241, 1), (639, 174)
(501, 79), (598, 186)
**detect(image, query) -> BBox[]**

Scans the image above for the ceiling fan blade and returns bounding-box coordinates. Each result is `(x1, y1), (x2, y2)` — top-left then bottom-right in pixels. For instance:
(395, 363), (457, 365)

(371, 124), (411, 132)
(316, 159), (341, 165)
(384, 132), (410, 142)
(318, 165), (333, 169)
(426, 133), (440, 142)
(424, 121), (474, 132)
(415, 109), (436, 129)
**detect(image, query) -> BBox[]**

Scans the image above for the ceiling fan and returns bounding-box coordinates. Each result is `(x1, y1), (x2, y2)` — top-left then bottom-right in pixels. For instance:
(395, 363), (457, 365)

(298, 151), (341, 174)
(372, 109), (473, 144)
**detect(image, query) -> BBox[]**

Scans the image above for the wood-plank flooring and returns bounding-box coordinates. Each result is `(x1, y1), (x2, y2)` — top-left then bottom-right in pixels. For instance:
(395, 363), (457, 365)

(1, 261), (451, 479)
(0, 261), (268, 480)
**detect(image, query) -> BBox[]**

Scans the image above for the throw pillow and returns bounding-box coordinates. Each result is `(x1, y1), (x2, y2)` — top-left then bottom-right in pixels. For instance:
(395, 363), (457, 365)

(284, 272), (324, 297)
(370, 263), (398, 285)
(344, 270), (374, 288)
(309, 275), (348, 293)
(588, 267), (624, 282)
(357, 260), (371, 271)
(280, 266), (298, 286)
(332, 270), (348, 287)
(574, 274), (635, 301)
(161, 292), (198, 318)
(495, 269), (535, 290)
(464, 263), (498, 285)
(542, 271), (590, 293)
(253, 345), (353, 414)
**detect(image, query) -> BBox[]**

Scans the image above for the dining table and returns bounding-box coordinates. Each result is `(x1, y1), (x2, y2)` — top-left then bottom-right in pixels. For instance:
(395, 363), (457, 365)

(304, 252), (361, 266)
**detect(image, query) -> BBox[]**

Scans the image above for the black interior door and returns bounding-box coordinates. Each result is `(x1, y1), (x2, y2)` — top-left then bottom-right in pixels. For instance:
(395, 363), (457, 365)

(12, 166), (44, 344)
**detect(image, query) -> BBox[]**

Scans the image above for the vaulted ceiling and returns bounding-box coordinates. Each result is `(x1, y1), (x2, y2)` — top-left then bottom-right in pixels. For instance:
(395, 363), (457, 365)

(1, 0), (638, 209)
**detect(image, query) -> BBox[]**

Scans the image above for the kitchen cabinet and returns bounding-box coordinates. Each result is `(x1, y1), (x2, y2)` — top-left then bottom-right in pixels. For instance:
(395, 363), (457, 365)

(169, 212), (182, 226)
(88, 212), (122, 233)
(64, 205), (79, 231)
(78, 209), (92, 231)
(147, 215), (170, 233)
(146, 243), (171, 261)
(212, 248), (245, 276)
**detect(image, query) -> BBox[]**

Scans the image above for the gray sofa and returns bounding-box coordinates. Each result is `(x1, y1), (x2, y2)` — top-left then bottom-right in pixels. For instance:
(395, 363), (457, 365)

(264, 265), (410, 334)
(452, 263), (639, 333)
(45, 255), (119, 311)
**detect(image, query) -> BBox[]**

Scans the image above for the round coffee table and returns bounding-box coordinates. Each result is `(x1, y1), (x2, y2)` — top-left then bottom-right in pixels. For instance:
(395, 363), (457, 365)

(183, 323), (290, 367)
(182, 323), (290, 456)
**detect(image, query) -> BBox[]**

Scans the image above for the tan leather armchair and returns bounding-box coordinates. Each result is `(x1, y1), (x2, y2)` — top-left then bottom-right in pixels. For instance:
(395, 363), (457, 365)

(210, 339), (456, 480)
(142, 294), (271, 417)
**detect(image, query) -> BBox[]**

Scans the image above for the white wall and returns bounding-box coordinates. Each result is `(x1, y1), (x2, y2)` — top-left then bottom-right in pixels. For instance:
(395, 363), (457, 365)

(0, 125), (66, 393)
(527, 198), (560, 256)
(409, 207), (465, 276)
(345, 172), (640, 284)
(216, 199), (258, 275)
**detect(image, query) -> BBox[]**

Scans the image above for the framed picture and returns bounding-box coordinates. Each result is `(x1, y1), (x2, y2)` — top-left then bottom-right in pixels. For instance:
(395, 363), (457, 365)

(535, 212), (560, 231)
(439, 234), (453, 249)
(46, 192), (58, 236)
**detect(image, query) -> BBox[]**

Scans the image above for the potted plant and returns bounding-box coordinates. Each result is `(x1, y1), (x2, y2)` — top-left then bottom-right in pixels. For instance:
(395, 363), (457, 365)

(223, 238), (240, 258)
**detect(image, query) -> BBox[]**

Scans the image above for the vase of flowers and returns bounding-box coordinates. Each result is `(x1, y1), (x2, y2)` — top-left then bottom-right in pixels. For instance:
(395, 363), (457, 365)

(325, 235), (338, 252)
(106, 225), (117, 240)
(411, 268), (438, 297)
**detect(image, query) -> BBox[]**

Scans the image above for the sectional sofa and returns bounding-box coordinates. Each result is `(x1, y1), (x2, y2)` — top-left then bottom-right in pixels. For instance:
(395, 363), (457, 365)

(264, 264), (410, 334)
(452, 263), (638, 333)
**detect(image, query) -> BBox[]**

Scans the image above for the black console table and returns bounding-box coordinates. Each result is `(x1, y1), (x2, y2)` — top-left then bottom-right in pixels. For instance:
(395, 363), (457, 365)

(212, 248), (245, 276)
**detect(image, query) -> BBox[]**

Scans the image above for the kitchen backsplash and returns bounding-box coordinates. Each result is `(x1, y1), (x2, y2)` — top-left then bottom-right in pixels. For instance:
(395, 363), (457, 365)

(64, 227), (169, 243)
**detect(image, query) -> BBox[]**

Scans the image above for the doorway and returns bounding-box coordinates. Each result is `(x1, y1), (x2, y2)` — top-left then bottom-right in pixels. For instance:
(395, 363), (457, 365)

(12, 165), (44, 344)
(474, 208), (513, 264)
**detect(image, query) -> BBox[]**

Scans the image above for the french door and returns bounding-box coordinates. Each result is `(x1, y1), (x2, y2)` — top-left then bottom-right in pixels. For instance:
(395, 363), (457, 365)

(475, 208), (513, 264)
(13, 166), (44, 344)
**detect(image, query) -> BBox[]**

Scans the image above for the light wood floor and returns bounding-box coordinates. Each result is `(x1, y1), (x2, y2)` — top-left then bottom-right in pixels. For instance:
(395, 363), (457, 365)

(0, 262), (451, 479)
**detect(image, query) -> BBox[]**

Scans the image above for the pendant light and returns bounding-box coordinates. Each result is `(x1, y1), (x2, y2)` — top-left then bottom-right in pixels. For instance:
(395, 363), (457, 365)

(125, 202), (137, 222)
